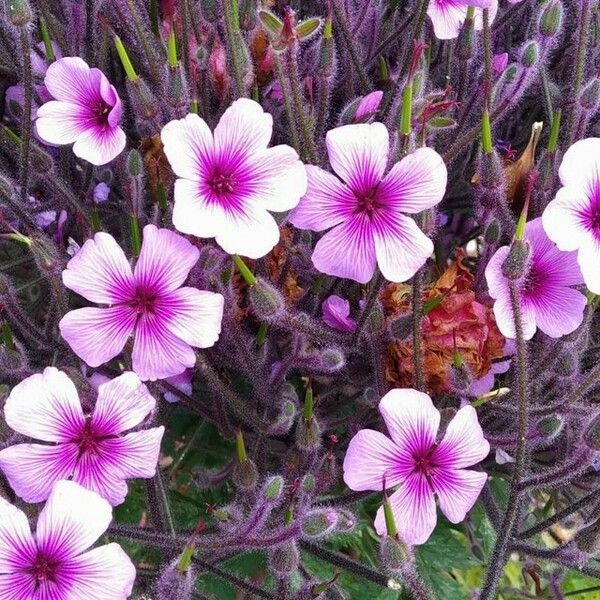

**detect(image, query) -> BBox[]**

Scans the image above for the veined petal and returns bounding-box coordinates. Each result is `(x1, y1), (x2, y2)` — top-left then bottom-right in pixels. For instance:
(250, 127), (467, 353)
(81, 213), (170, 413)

(0, 443), (79, 504)
(430, 469), (487, 524)
(343, 429), (410, 491)
(132, 312), (196, 381)
(71, 451), (130, 506)
(529, 284), (587, 338)
(61, 544), (136, 600)
(427, 0), (469, 39)
(311, 214), (377, 284)
(374, 472), (437, 545)
(62, 231), (134, 304)
(92, 372), (155, 435)
(213, 98), (273, 159)
(322, 295), (356, 333)
(71, 124), (126, 166)
(43, 57), (102, 105)
(161, 113), (214, 181)
(433, 405), (490, 469)
(379, 147), (447, 213)
(59, 306), (135, 368)
(0, 497), (36, 574)
(378, 389), (440, 457)
(0, 573), (36, 599)
(36, 101), (88, 145)
(372, 212), (433, 282)
(558, 137), (600, 188)
(578, 235), (600, 294)
(214, 206), (281, 259)
(326, 123), (389, 195)
(289, 166), (356, 231)
(36, 481), (112, 562)
(134, 225), (200, 294)
(161, 287), (224, 349)
(491, 293), (537, 341)
(4, 367), (84, 442)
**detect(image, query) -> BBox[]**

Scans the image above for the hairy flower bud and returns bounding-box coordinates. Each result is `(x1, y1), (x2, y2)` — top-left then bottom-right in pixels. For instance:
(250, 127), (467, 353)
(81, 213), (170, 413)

(575, 521), (600, 555)
(127, 149), (143, 178)
(232, 458), (259, 490)
(484, 220), (501, 244)
(301, 509), (338, 539)
(155, 558), (195, 600)
(537, 416), (563, 438)
(296, 415), (322, 452)
(267, 400), (297, 435)
(126, 77), (159, 120)
(167, 64), (190, 109)
(269, 542), (299, 576)
(4, 0), (31, 27)
(262, 475), (284, 502)
(584, 415), (600, 451)
(501, 239), (531, 280)
(521, 42), (539, 68)
(248, 279), (285, 320)
(379, 536), (411, 572)
(539, 0), (563, 38)
(580, 78), (600, 111)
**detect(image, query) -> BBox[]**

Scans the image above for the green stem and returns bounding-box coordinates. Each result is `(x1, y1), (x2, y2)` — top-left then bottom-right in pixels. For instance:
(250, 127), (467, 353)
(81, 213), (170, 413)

(273, 54), (301, 153)
(232, 254), (256, 286)
(1, 321), (14, 350)
(547, 108), (561, 152)
(39, 18), (55, 61)
(482, 8), (492, 86)
(223, 0), (245, 97)
(124, 0), (161, 86)
(130, 215), (141, 257)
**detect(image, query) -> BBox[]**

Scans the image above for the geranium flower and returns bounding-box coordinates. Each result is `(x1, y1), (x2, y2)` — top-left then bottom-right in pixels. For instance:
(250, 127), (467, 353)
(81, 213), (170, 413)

(35, 57), (126, 165)
(0, 368), (164, 506)
(542, 138), (600, 294)
(289, 123), (447, 284)
(485, 217), (586, 340)
(427, 0), (498, 40)
(160, 98), (307, 259)
(59, 224), (224, 381)
(322, 295), (356, 332)
(0, 480), (135, 598)
(343, 389), (489, 545)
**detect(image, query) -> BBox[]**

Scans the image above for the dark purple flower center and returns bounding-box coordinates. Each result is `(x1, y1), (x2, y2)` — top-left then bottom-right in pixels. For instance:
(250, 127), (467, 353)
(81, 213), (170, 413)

(27, 552), (59, 585)
(127, 286), (158, 315)
(75, 418), (100, 455)
(91, 99), (111, 129)
(521, 264), (545, 297)
(412, 446), (438, 478)
(355, 188), (383, 217)
(208, 170), (237, 196)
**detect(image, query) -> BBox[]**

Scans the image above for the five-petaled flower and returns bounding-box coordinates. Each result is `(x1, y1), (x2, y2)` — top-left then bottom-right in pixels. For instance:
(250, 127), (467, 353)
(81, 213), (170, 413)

(0, 480), (135, 598)
(485, 217), (586, 340)
(343, 388), (489, 545)
(161, 98), (308, 259)
(0, 368), (164, 506)
(542, 137), (600, 295)
(290, 123), (447, 284)
(36, 57), (126, 166)
(59, 224), (224, 381)
(427, 0), (498, 40)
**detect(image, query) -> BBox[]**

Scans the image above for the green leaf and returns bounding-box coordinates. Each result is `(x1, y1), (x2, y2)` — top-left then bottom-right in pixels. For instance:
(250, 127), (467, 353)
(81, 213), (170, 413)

(258, 10), (283, 37)
(296, 17), (321, 40)
(428, 116), (457, 129)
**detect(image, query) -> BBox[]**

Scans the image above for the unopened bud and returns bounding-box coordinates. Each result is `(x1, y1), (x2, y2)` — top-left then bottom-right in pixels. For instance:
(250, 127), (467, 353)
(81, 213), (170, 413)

(296, 415), (322, 452)
(167, 64), (189, 109)
(336, 509), (357, 532)
(318, 347), (345, 372)
(263, 475), (284, 502)
(539, 0), (563, 37)
(269, 543), (299, 576)
(584, 415), (600, 451)
(127, 150), (143, 178)
(155, 558), (195, 600)
(5, 0), (31, 26)
(450, 363), (472, 393)
(580, 78), (600, 111)
(380, 536), (411, 572)
(501, 239), (531, 280)
(484, 220), (501, 244)
(248, 279), (285, 320)
(521, 41), (539, 67)
(576, 521), (600, 555)
(232, 458), (259, 490)
(537, 416), (563, 438)
(30, 233), (62, 275)
(267, 400), (296, 435)
(127, 78), (159, 120)
(301, 509), (338, 539)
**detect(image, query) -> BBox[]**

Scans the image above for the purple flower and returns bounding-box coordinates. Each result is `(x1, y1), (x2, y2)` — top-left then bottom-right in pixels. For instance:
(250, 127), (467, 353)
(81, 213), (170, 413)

(59, 224), (224, 381)
(343, 389), (489, 545)
(321, 295), (356, 332)
(485, 218), (586, 340)
(353, 91), (384, 123)
(0, 480), (135, 598)
(469, 339), (515, 397)
(289, 123), (447, 283)
(542, 138), (600, 294)
(93, 182), (111, 204)
(36, 57), (126, 166)
(161, 98), (308, 259)
(0, 368), (164, 506)
(427, 0), (498, 40)
(492, 52), (509, 75)
(163, 368), (194, 403)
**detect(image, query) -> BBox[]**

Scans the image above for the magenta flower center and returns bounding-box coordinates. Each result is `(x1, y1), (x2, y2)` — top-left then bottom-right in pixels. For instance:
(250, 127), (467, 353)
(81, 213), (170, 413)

(127, 286), (158, 315)
(355, 187), (383, 217)
(207, 170), (237, 196)
(412, 446), (439, 478)
(91, 99), (111, 129)
(27, 552), (59, 585)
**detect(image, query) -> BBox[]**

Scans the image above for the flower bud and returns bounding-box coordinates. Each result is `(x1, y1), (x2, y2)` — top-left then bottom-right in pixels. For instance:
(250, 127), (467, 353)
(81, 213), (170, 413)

(232, 458), (259, 490)
(539, 0), (563, 38)
(301, 509), (338, 539)
(537, 416), (563, 438)
(580, 78), (600, 111)
(155, 558), (195, 600)
(262, 475), (284, 502)
(267, 400), (297, 435)
(30, 233), (62, 276)
(357, 387), (378, 408)
(296, 415), (322, 452)
(317, 347), (345, 372)
(4, 0), (32, 26)
(521, 42), (539, 68)
(167, 64), (190, 109)
(127, 150), (143, 178)
(379, 536), (411, 573)
(248, 279), (285, 320)
(584, 415), (600, 451)
(501, 239), (531, 280)
(126, 77), (159, 120)
(269, 543), (299, 576)
(335, 509), (357, 533)
(484, 220), (501, 244)
(575, 521), (600, 555)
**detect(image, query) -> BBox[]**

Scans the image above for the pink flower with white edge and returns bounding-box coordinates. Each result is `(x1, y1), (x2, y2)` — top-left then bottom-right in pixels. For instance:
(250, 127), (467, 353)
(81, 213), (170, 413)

(542, 138), (600, 294)
(343, 389), (489, 545)
(289, 123), (447, 284)
(0, 480), (135, 599)
(0, 368), (164, 506)
(485, 218), (586, 340)
(35, 57), (126, 165)
(161, 98), (308, 259)
(427, 0), (498, 40)
(59, 224), (224, 381)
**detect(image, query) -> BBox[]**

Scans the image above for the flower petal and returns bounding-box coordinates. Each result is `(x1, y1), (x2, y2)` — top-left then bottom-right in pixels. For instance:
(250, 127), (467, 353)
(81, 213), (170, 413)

(433, 405), (490, 469)
(71, 451), (130, 506)
(312, 214), (377, 284)
(0, 573), (36, 599)
(427, 0), (469, 39)
(322, 295), (356, 332)
(161, 288), (224, 349)
(326, 123), (389, 195)
(36, 480), (112, 561)
(134, 225), (200, 294)
(491, 293), (537, 341)
(378, 389), (440, 457)
(43, 57), (102, 104)
(59, 306), (135, 368)
(213, 98), (273, 158)
(430, 469), (487, 524)
(62, 232), (134, 304)
(4, 367), (84, 442)
(529, 284), (587, 338)
(161, 113), (214, 181)
(577, 235), (600, 294)
(132, 312), (196, 381)
(71, 124), (127, 166)
(343, 429), (409, 491)
(558, 137), (600, 188)
(0, 497), (36, 574)
(378, 147), (447, 213)
(289, 166), (356, 231)
(61, 544), (136, 600)
(0, 443), (79, 504)
(373, 212), (433, 282)
(374, 472), (437, 545)
(35, 101), (88, 145)
(92, 372), (155, 435)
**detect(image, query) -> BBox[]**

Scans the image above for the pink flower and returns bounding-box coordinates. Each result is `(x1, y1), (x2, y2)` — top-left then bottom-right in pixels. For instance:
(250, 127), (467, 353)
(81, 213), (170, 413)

(289, 123), (447, 284)
(0, 368), (164, 506)
(542, 138), (600, 294)
(343, 389), (489, 545)
(161, 98), (308, 259)
(485, 218), (586, 340)
(59, 224), (224, 381)
(322, 295), (356, 332)
(427, 0), (498, 40)
(35, 57), (126, 166)
(492, 52), (509, 75)
(354, 91), (384, 123)
(0, 480), (135, 598)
